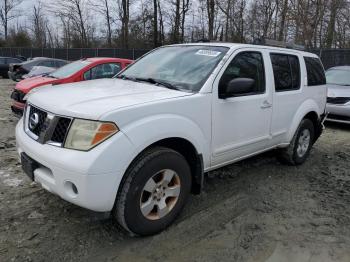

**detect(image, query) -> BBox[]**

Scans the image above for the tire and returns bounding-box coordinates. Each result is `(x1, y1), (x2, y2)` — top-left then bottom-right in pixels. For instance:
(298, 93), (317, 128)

(277, 119), (315, 165)
(113, 146), (192, 236)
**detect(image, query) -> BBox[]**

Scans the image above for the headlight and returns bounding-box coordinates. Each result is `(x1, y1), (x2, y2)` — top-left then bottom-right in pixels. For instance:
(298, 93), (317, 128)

(64, 119), (119, 151)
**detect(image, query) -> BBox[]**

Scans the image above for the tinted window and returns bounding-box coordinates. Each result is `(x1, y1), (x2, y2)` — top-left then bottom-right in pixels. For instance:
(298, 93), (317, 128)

(219, 52), (265, 95)
(56, 60), (67, 67)
(270, 54), (300, 91)
(6, 58), (21, 64)
(0, 58), (5, 64)
(84, 63), (122, 80)
(39, 60), (56, 67)
(304, 57), (326, 86)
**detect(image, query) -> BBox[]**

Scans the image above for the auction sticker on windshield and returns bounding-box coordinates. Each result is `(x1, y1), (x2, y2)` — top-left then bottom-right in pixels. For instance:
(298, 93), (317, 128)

(195, 50), (222, 57)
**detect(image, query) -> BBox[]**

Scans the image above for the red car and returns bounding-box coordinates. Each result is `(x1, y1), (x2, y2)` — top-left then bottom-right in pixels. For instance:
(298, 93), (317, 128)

(11, 57), (133, 114)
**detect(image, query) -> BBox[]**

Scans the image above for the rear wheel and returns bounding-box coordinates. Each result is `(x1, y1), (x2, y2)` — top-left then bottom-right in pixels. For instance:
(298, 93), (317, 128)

(113, 147), (191, 236)
(277, 119), (315, 165)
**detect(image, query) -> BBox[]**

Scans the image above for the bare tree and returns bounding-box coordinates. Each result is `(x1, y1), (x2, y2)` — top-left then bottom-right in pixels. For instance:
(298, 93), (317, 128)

(118, 0), (130, 49)
(31, 2), (47, 47)
(0, 0), (23, 40)
(51, 0), (93, 47)
(206, 0), (215, 40)
(89, 0), (113, 47)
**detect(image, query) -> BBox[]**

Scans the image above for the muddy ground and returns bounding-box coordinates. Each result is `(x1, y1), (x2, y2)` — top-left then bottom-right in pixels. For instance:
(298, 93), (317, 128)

(0, 78), (350, 262)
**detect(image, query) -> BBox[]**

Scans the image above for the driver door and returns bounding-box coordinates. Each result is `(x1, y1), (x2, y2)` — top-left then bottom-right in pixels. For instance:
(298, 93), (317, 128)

(211, 49), (273, 167)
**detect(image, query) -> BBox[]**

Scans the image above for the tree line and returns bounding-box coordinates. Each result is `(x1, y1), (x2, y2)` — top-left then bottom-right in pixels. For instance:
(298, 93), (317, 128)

(0, 0), (349, 49)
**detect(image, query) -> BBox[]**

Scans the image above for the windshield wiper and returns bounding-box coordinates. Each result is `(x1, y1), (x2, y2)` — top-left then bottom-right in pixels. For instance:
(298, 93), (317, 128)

(135, 77), (180, 91)
(116, 74), (136, 81)
(117, 75), (183, 91)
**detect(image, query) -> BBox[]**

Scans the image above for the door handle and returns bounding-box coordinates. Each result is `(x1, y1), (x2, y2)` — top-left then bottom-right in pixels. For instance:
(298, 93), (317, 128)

(261, 100), (272, 109)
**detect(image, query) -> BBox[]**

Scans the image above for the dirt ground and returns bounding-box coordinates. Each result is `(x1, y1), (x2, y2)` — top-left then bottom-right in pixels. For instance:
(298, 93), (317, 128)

(0, 78), (350, 262)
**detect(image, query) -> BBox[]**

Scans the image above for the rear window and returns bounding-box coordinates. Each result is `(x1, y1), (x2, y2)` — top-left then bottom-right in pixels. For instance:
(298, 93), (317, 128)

(270, 53), (300, 91)
(304, 57), (326, 86)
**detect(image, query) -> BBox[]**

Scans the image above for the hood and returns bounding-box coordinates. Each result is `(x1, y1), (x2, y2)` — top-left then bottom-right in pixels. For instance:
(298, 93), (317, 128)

(16, 76), (61, 93)
(28, 79), (193, 119)
(327, 84), (350, 98)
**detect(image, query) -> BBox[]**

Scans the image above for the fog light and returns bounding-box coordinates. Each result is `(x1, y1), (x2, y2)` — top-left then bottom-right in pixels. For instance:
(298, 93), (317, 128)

(64, 181), (78, 198)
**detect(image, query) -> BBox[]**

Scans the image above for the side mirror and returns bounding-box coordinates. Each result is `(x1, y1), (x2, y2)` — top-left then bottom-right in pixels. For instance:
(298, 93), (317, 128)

(219, 78), (255, 98)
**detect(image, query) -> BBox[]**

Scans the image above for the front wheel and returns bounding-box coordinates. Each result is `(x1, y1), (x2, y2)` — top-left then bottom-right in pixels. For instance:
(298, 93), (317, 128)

(113, 147), (191, 236)
(277, 119), (315, 165)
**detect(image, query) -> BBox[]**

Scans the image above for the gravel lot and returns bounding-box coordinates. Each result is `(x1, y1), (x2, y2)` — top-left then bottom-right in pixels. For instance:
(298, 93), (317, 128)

(0, 78), (350, 262)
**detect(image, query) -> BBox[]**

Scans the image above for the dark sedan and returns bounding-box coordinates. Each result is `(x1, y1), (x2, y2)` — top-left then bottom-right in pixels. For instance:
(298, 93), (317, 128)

(0, 57), (24, 78)
(8, 57), (68, 81)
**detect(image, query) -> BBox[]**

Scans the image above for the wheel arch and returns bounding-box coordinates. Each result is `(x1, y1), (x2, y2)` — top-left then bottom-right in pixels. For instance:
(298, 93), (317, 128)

(287, 99), (322, 143)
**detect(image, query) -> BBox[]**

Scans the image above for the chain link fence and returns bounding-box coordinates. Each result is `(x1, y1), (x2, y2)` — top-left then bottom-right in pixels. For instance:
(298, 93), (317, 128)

(308, 49), (350, 69)
(0, 47), (349, 69)
(0, 47), (150, 61)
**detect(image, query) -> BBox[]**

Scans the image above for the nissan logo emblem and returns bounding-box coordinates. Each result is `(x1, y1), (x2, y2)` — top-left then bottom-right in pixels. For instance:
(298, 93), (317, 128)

(29, 113), (39, 130)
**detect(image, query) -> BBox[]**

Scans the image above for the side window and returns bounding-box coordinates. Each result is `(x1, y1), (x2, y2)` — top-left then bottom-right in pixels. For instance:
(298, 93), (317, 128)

(39, 60), (55, 67)
(84, 63), (122, 80)
(219, 51), (265, 96)
(55, 61), (66, 67)
(304, 57), (326, 86)
(7, 58), (21, 64)
(110, 63), (122, 75)
(270, 54), (300, 91)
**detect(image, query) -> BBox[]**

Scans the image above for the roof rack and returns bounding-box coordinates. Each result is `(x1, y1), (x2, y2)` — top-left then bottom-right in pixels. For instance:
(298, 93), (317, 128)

(253, 38), (305, 51)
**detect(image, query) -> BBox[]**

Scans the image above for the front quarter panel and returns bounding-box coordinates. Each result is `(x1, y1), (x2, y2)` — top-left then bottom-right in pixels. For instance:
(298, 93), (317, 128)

(101, 94), (212, 170)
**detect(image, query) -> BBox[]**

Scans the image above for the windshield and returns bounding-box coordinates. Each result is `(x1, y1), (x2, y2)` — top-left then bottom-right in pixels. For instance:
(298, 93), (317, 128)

(326, 69), (350, 86)
(48, 60), (91, 79)
(117, 45), (229, 91)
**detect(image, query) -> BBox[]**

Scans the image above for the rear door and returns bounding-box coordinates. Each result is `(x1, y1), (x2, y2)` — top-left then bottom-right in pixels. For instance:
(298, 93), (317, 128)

(211, 48), (273, 167)
(269, 52), (303, 144)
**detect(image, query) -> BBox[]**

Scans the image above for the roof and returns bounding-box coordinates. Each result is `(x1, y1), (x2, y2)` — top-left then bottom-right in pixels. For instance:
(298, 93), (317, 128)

(327, 65), (350, 71)
(85, 57), (133, 63)
(167, 42), (319, 58)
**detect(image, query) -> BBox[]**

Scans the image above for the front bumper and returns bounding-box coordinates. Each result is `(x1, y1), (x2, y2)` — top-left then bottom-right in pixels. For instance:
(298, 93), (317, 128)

(326, 103), (350, 124)
(16, 120), (134, 212)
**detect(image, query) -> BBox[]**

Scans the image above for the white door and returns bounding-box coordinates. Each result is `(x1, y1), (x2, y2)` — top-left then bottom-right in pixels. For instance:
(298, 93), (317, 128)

(211, 49), (273, 168)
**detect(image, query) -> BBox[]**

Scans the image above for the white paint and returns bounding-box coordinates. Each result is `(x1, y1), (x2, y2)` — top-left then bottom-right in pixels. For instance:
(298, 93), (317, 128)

(16, 43), (326, 215)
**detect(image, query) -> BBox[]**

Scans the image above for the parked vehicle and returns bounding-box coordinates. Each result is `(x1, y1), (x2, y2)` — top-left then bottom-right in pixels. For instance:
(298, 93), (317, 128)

(16, 43), (327, 236)
(325, 66), (350, 124)
(22, 66), (56, 79)
(11, 57), (132, 114)
(0, 57), (24, 78)
(8, 57), (68, 82)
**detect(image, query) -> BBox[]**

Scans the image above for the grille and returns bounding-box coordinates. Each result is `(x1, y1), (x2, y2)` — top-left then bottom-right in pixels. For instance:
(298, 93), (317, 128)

(25, 104), (72, 146)
(28, 106), (47, 136)
(51, 117), (71, 144)
(11, 89), (26, 103)
(327, 97), (350, 105)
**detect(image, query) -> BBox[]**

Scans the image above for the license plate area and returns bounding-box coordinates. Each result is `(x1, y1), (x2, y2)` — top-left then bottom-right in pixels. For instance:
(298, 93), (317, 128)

(21, 153), (38, 181)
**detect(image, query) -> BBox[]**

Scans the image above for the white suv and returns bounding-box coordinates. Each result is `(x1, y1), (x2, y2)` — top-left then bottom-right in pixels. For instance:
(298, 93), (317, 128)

(16, 43), (327, 236)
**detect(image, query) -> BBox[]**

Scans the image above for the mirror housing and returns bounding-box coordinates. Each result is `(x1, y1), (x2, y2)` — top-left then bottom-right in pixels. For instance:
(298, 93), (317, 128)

(219, 78), (255, 99)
